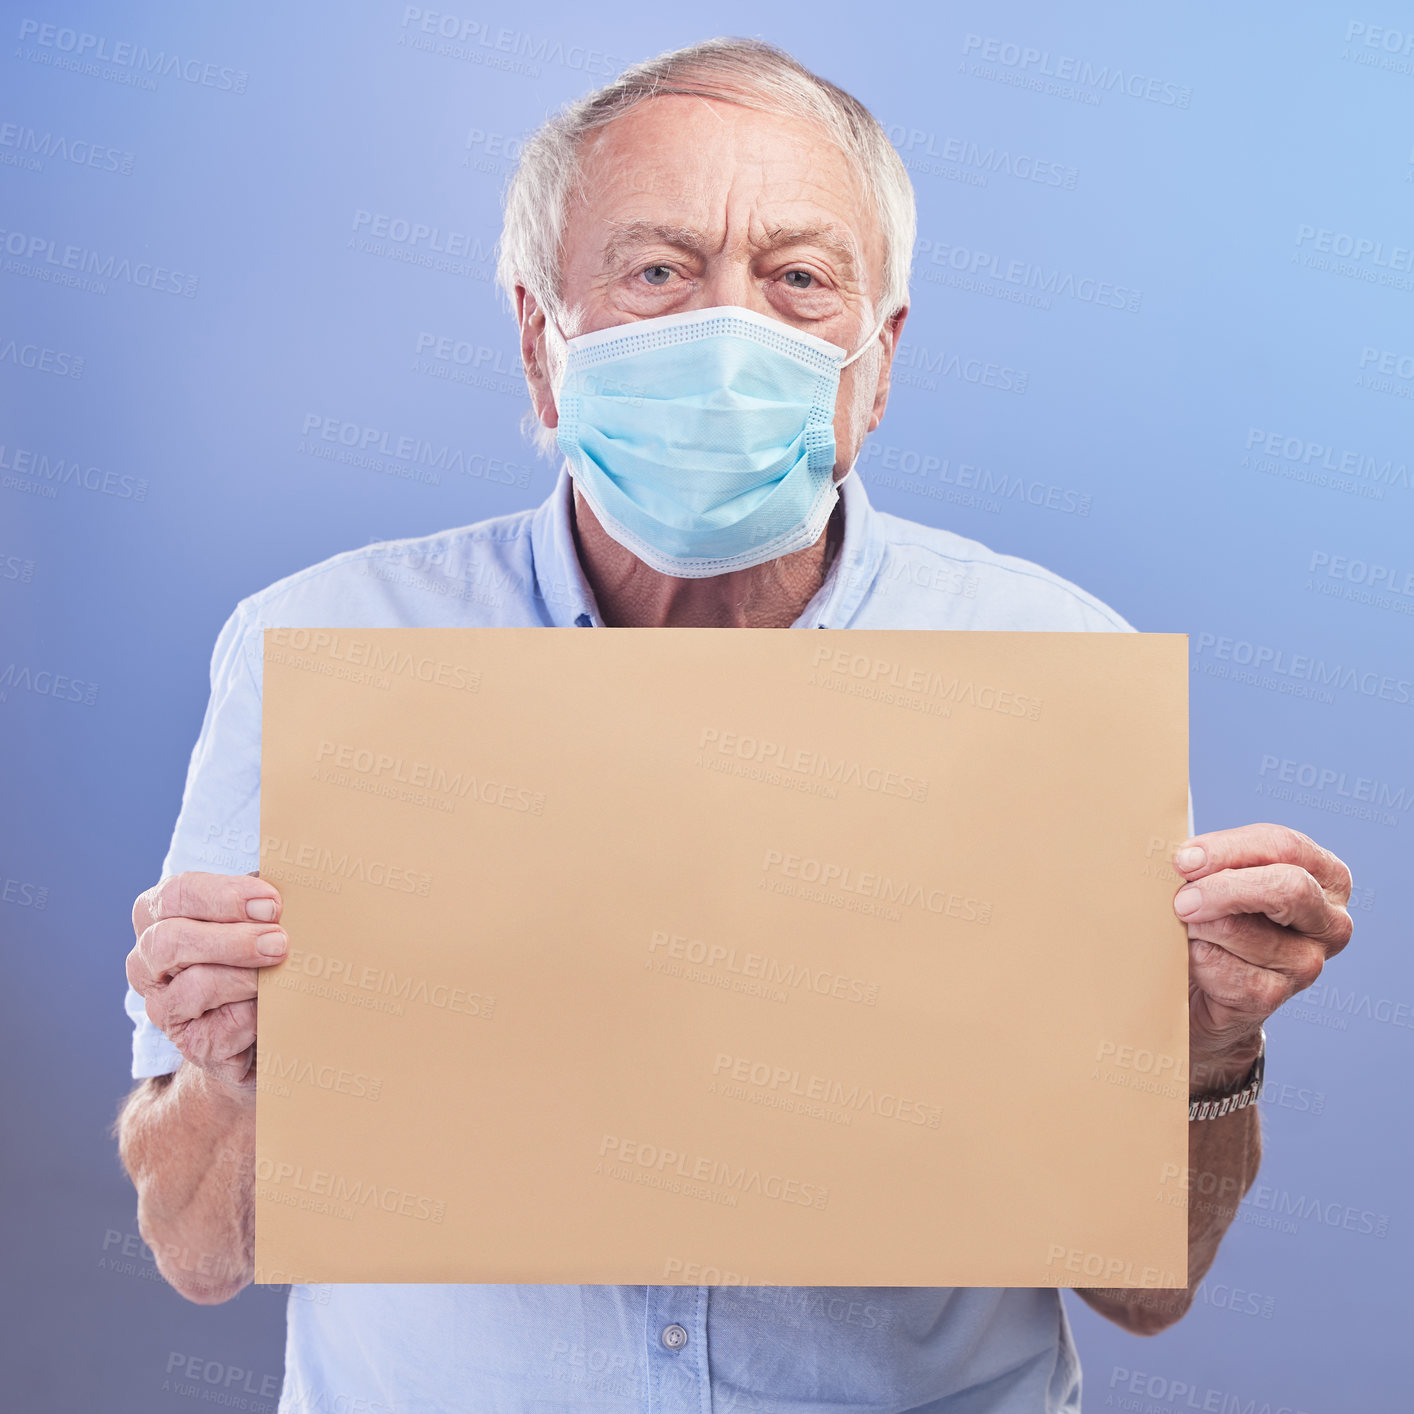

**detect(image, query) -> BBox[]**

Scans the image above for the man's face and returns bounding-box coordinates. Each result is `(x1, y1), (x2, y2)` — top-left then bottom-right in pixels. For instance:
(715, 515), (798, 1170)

(519, 94), (904, 478)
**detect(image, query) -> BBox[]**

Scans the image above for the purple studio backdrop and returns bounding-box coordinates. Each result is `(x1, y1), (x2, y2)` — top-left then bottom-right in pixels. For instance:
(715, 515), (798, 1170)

(2, 2), (1411, 1410)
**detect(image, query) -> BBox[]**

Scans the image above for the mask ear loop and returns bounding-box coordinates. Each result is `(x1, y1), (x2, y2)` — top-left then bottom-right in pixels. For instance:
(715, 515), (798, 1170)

(839, 308), (892, 369)
(537, 309), (578, 476)
(541, 309), (572, 401)
(834, 309), (893, 484)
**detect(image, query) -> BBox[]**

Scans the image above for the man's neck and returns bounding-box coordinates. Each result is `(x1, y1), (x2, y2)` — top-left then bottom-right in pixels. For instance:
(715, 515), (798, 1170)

(570, 486), (845, 628)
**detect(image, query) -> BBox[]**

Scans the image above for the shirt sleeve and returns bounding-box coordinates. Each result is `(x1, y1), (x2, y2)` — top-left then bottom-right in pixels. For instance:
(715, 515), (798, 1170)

(126, 602), (263, 1079)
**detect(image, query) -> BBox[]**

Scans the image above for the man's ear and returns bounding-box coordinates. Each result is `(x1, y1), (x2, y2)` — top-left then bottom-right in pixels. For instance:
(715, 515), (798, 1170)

(867, 305), (909, 434)
(517, 286), (559, 434)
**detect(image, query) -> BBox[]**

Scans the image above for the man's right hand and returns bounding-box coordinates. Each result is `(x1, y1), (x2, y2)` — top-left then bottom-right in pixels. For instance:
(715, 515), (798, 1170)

(127, 871), (287, 1094)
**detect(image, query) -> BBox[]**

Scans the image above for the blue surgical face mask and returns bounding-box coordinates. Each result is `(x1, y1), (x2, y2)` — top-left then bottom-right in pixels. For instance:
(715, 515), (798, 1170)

(550, 304), (883, 578)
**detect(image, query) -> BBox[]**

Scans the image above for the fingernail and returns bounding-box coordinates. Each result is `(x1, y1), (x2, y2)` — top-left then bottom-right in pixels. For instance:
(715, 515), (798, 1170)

(1174, 886), (1202, 918)
(247, 898), (278, 923)
(258, 928), (288, 956)
(1174, 846), (1206, 873)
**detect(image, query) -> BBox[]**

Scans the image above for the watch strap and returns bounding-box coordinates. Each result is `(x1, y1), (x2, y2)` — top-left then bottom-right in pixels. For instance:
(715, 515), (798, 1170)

(1189, 1029), (1266, 1121)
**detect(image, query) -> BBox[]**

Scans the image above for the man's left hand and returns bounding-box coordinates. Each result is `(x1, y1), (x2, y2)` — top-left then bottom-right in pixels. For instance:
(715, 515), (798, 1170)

(1172, 823), (1353, 1093)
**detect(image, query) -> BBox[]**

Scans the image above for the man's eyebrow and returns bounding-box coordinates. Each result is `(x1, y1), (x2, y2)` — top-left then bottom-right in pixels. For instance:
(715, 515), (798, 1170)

(759, 225), (860, 276)
(601, 222), (709, 268)
(599, 221), (862, 276)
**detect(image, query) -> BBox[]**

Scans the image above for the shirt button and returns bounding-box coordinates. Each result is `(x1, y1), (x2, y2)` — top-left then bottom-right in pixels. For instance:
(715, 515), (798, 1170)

(660, 1323), (688, 1351)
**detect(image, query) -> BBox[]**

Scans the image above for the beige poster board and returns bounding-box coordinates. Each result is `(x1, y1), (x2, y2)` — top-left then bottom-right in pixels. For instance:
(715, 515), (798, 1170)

(255, 628), (1189, 1288)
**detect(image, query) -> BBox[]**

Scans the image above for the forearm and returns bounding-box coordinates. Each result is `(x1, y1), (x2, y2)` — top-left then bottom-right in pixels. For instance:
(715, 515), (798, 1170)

(1077, 1045), (1264, 1335)
(1077, 1104), (1261, 1333)
(115, 1062), (257, 1303)
(1184, 1102), (1262, 1283)
(1077, 821), (1352, 1334)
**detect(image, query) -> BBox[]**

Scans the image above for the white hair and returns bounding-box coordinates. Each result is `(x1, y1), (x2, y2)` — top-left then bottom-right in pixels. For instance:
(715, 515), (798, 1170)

(496, 36), (916, 458)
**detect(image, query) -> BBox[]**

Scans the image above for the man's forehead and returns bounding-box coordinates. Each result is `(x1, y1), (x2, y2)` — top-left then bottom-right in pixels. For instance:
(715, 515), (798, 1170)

(583, 90), (841, 162)
(576, 97), (879, 272)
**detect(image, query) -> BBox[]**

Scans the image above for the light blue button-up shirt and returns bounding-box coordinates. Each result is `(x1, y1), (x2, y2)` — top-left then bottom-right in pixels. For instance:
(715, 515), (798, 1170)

(127, 465), (1143, 1413)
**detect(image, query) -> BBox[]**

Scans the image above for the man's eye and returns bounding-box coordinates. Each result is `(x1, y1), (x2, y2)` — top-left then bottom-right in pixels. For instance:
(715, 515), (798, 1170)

(640, 265), (673, 286)
(783, 270), (815, 289)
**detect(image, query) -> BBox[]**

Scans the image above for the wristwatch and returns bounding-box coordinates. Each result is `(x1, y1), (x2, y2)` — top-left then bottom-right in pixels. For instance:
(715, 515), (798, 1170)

(1189, 1029), (1265, 1121)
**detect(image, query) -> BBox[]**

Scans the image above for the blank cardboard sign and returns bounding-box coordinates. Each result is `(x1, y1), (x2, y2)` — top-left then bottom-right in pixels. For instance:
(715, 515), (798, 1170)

(255, 628), (1189, 1288)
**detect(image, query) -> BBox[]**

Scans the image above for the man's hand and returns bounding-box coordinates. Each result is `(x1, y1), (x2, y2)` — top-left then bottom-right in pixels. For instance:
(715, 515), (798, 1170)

(126, 871), (287, 1095)
(1173, 823), (1353, 1092)
(1080, 822), (1353, 1336)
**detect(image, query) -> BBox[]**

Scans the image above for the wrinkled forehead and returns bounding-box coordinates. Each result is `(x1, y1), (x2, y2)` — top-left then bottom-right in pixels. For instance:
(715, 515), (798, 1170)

(568, 93), (885, 286)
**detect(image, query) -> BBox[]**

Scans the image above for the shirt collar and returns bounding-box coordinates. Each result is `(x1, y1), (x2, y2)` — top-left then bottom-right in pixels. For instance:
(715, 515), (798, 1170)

(527, 465), (603, 627)
(794, 467), (886, 628)
(527, 462), (886, 629)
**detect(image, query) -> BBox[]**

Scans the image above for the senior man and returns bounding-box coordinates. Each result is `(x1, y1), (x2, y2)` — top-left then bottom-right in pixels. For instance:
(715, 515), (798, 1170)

(119, 37), (1353, 1414)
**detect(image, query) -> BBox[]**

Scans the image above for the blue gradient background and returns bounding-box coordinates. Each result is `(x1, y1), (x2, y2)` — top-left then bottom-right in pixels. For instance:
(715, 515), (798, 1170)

(2, 3), (1410, 1409)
